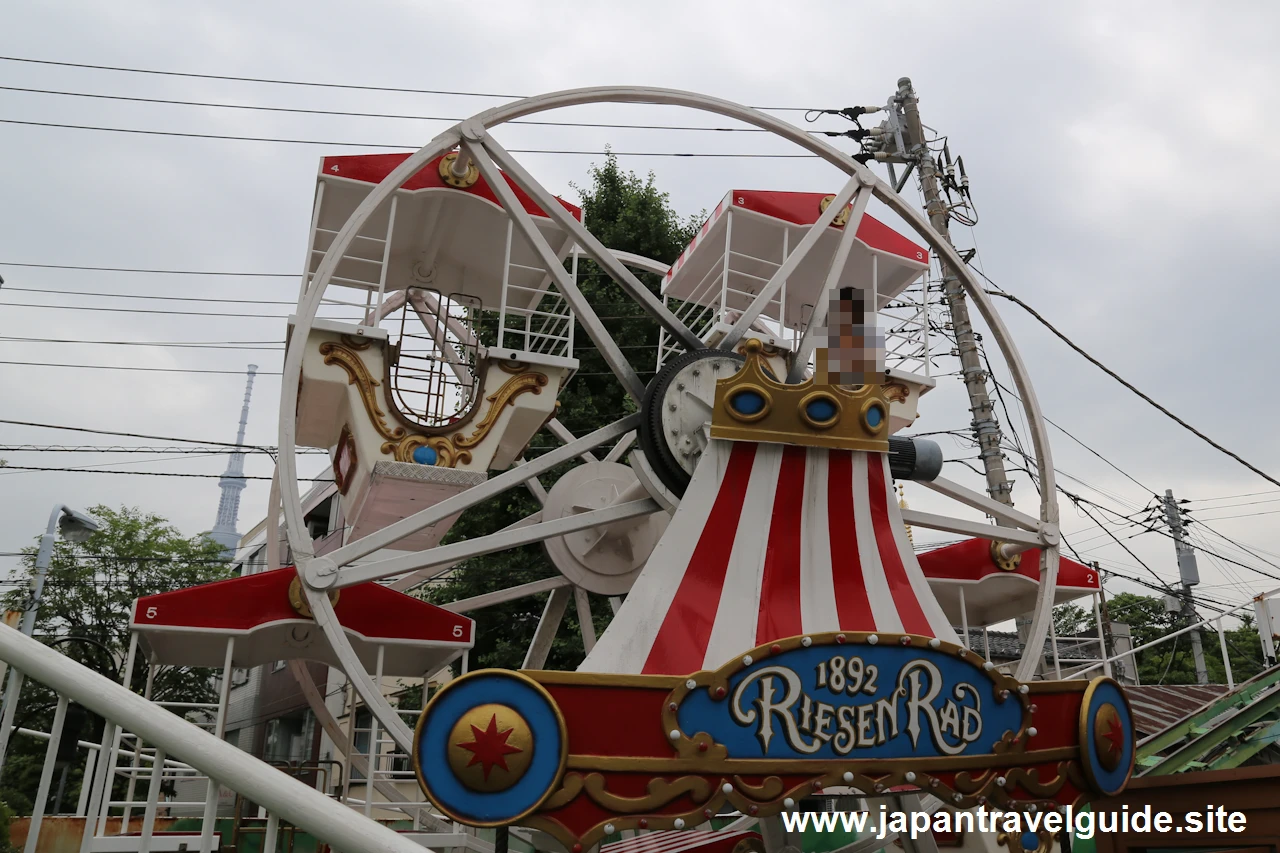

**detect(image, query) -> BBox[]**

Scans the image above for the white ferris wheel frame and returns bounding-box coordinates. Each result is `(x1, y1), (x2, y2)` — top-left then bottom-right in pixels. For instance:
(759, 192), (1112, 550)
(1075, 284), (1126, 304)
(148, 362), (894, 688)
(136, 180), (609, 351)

(275, 86), (1061, 756)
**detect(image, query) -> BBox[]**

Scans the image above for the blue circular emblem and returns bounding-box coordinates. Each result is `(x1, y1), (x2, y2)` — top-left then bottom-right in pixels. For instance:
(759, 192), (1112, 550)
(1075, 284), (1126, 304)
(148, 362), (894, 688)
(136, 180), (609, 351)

(414, 670), (566, 826)
(1020, 832), (1040, 852)
(865, 404), (883, 429)
(1077, 677), (1134, 796)
(413, 445), (439, 465)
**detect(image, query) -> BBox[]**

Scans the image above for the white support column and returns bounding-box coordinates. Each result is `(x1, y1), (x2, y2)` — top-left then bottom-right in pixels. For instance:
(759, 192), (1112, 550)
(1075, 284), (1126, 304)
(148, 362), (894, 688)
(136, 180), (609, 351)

(375, 196), (398, 322)
(958, 587), (970, 651)
(1093, 593), (1112, 677)
(342, 682), (355, 806)
(498, 219), (513, 350)
(78, 723), (116, 853)
(94, 634), (140, 839)
(76, 747), (96, 817)
(122, 657), (158, 833)
(364, 646), (384, 819)
(1217, 618), (1234, 690)
(300, 181), (325, 301)
(1255, 597), (1277, 664)
(138, 746), (166, 853)
(198, 638), (235, 853)
(1048, 614), (1062, 679)
(24, 696), (68, 853)
(263, 813), (280, 853)
(720, 210), (733, 334)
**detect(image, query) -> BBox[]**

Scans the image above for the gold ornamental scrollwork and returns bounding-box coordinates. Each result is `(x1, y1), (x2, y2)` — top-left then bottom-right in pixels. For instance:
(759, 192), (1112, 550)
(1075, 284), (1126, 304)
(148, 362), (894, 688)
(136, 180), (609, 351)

(319, 341), (468, 467)
(581, 773), (712, 813)
(452, 371), (549, 450)
(883, 382), (910, 403)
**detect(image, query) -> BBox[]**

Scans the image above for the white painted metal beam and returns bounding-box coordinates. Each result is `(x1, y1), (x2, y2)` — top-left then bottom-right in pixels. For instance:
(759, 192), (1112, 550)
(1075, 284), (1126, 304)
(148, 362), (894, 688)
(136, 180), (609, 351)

(899, 509), (1041, 548)
(332, 499), (658, 589)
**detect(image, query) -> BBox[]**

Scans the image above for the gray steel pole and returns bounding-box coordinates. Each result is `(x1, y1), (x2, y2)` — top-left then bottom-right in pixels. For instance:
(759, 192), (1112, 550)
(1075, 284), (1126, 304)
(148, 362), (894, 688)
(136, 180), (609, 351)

(1162, 489), (1209, 685)
(897, 78), (1014, 507)
(0, 504), (69, 779)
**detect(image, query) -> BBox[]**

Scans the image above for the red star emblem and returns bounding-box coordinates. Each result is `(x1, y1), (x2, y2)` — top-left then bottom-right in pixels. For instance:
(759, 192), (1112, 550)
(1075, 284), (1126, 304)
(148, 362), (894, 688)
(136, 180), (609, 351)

(1101, 714), (1125, 755)
(456, 713), (523, 780)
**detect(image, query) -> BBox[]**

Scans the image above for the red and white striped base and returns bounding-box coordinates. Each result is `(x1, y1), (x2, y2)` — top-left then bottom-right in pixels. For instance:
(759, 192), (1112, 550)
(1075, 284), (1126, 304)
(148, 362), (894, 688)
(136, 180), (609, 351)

(582, 441), (958, 676)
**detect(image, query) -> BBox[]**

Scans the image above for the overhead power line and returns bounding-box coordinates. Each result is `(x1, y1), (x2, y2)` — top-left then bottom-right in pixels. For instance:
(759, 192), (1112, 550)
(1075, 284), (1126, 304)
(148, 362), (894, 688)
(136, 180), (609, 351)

(0, 466), (308, 481)
(0, 119), (819, 158)
(0, 418), (268, 450)
(0, 360), (283, 376)
(0, 336), (283, 351)
(0, 56), (815, 111)
(0, 85), (809, 133)
(986, 288), (1280, 491)
(0, 261), (293, 277)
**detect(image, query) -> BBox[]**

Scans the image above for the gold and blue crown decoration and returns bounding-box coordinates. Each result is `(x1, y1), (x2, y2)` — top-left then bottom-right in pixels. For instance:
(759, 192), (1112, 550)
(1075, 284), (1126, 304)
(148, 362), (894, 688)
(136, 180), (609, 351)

(711, 338), (890, 452)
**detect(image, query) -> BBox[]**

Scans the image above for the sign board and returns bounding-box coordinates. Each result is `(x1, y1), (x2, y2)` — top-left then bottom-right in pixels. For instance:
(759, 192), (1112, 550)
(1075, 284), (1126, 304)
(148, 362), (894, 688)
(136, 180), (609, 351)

(414, 633), (1134, 849)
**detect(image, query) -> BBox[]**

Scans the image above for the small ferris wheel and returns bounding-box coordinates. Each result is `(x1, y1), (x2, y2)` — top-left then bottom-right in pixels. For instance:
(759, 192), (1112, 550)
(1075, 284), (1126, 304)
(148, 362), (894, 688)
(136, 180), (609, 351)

(273, 86), (1074, 825)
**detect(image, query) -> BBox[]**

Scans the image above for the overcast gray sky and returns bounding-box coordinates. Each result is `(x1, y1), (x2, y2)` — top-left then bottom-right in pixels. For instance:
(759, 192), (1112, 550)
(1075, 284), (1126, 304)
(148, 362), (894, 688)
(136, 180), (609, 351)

(3, 1), (1279, 619)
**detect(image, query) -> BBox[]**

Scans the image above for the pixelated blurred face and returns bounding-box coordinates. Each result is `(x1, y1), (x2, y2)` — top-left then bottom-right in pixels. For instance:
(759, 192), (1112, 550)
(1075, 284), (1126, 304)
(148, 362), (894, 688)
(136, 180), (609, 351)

(822, 287), (884, 385)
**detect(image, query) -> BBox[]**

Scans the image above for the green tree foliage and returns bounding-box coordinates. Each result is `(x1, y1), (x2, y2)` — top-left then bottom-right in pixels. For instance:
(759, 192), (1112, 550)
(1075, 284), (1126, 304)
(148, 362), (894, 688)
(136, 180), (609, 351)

(1102, 591), (1266, 685)
(423, 153), (700, 671)
(0, 506), (230, 813)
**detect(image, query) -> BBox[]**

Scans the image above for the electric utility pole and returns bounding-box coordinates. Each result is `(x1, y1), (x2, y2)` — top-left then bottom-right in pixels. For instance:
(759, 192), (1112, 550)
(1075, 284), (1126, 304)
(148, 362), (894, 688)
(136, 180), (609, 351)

(1161, 489), (1209, 685)
(878, 79), (1014, 506)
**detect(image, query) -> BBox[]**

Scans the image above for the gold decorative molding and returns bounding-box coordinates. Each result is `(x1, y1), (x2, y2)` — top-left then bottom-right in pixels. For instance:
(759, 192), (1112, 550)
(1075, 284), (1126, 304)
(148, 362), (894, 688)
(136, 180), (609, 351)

(711, 339), (890, 452)
(884, 382), (910, 403)
(320, 341), (470, 467)
(384, 434), (471, 468)
(452, 371), (549, 450)
(320, 342), (405, 443)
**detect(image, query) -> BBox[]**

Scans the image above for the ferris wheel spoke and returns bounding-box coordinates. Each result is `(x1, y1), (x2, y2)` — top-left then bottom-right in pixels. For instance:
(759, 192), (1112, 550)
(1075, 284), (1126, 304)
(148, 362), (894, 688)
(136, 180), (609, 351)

(917, 475), (1044, 531)
(386, 511), (545, 592)
(310, 414), (639, 574)
(719, 176), (871, 353)
(898, 509), (1043, 548)
(441, 575), (571, 614)
(300, 585), (416, 753)
(459, 138), (646, 402)
(477, 131), (704, 354)
(333, 499), (658, 589)
(784, 201), (868, 383)
(603, 431), (637, 463)
(523, 586), (573, 669)
(546, 419), (598, 464)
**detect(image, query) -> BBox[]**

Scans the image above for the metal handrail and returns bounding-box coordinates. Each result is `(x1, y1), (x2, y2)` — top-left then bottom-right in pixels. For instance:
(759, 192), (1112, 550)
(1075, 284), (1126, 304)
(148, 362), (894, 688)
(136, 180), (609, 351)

(0, 624), (430, 853)
(1071, 586), (1278, 680)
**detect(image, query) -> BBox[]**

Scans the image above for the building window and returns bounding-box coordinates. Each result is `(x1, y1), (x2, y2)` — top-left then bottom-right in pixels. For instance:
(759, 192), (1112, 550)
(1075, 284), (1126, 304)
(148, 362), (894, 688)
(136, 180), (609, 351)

(264, 710), (315, 764)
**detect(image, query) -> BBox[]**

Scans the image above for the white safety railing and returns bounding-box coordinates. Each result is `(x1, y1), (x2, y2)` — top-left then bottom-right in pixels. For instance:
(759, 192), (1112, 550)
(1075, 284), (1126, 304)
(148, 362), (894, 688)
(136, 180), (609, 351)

(1066, 586), (1280, 689)
(0, 624), (429, 853)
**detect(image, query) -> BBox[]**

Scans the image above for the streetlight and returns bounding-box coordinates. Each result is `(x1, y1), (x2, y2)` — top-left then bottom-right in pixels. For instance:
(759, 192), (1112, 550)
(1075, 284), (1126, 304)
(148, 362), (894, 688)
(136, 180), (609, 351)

(0, 504), (100, 779)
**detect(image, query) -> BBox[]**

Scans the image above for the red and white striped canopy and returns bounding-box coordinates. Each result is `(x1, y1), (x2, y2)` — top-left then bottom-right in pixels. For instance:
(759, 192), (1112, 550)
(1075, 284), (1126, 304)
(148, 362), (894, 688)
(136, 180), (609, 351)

(582, 441), (957, 676)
